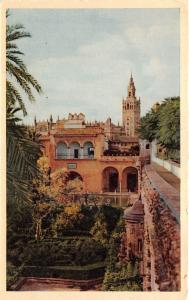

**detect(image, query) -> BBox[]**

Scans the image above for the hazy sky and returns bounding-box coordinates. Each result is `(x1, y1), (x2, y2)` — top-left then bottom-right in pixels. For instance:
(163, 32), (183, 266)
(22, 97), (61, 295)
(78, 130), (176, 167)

(9, 8), (180, 124)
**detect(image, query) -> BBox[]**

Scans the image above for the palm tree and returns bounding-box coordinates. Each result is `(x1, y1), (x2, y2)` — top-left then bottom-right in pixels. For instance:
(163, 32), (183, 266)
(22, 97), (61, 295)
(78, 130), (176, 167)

(7, 106), (41, 201)
(6, 12), (43, 201)
(6, 11), (42, 115)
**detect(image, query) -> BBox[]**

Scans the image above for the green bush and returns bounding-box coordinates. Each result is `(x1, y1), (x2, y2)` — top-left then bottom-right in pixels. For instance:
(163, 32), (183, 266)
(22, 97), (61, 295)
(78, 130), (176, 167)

(21, 238), (106, 266)
(22, 262), (105, 280)
(7, 262), (23, 290)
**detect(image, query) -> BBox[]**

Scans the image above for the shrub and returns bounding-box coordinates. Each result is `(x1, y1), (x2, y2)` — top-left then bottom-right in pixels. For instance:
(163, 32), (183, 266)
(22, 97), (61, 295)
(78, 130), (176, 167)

(21, 237), (107, 267)
(22, 262), (105, 280)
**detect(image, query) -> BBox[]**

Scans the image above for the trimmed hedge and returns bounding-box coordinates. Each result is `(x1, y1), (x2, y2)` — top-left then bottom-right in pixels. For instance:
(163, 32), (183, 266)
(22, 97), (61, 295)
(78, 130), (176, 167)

(22, 262), (106, 280)
(22, 238), (107, 266)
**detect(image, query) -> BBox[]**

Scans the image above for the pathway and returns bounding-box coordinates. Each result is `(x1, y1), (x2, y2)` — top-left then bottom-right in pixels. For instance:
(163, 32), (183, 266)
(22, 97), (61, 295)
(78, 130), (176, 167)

(145, 164), (180, 224)
(151, 162), (180, 191)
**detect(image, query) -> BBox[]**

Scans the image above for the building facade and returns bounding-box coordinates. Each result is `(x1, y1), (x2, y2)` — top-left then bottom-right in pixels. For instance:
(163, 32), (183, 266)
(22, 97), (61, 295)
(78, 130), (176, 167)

(34, 74), (142, 193)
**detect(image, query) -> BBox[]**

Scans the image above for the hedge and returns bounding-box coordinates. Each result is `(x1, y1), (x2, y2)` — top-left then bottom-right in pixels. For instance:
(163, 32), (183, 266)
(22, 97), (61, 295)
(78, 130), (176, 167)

(21, 238), (107, 266)
(22, 262), (106, 280)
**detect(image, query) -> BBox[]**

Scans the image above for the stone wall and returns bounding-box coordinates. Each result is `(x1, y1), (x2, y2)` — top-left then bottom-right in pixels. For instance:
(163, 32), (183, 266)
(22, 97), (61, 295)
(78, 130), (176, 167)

(142, 169), (180, 291)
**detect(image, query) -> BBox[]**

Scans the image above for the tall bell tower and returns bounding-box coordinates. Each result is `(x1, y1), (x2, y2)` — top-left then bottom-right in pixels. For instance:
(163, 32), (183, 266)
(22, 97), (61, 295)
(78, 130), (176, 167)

(122, 74), (141, 137)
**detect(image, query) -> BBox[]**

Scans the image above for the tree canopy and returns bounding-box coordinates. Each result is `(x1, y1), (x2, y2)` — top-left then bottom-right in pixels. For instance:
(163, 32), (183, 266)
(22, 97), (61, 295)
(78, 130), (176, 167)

(138, 97), (180, 158)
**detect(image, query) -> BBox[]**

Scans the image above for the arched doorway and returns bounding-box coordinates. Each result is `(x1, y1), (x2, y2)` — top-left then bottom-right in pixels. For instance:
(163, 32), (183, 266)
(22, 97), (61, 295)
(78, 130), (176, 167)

(67, 171), (83, 182)
(122, 167), (138, 192)
(102, 167), (119, 192)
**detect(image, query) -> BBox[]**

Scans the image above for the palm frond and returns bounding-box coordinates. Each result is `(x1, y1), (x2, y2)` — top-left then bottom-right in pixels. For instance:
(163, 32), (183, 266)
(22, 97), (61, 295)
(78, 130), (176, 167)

(6, 80), (27, 115)
(6, 19), (43, 116)
(7, 54), (26, 70)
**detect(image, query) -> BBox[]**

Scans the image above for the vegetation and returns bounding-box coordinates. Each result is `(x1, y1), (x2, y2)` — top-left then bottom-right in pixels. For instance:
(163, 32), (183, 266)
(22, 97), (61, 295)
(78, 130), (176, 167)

(101, 218), (143, 291)
(7, 202), (123, 289)
(138, 97), (180, 161)
(6, 13), (43, 288)
(6, 11), (43, 202)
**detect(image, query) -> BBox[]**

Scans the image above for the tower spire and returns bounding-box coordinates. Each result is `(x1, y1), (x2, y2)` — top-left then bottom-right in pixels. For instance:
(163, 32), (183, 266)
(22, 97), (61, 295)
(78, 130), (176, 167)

(128, 72), (136, 97)
(130, 72), (133, 81)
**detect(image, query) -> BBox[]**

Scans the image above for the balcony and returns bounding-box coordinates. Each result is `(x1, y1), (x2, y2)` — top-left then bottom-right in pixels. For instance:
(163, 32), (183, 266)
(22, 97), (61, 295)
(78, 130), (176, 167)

(100, 155), (139, 162)
(55, 154), (95, 160)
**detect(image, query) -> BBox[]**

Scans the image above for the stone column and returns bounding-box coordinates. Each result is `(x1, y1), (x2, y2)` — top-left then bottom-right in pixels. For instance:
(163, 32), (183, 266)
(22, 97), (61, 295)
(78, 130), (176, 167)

(119, 173), (122, 206)
(80, 147), (84, 159)
(67, 147), (71, 159)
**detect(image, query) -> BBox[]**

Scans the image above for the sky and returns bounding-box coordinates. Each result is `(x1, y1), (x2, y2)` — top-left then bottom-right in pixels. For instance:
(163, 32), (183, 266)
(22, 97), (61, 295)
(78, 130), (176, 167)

(9, 8), (180, 125)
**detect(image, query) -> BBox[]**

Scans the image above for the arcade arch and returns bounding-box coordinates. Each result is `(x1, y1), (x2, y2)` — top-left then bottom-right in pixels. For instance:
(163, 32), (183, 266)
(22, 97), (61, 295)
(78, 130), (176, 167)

(122, 167), (138, 192)
(56, 142), (67, 159)
(102, 167), (119, 192)
(70, 142), (81, 159)
(83, 141), (94, 158)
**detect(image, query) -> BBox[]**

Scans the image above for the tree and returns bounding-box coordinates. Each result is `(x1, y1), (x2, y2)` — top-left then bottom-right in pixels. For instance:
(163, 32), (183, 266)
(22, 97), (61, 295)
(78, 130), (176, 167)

(90, 216), (109, 247)
(7, 107), (41, 202)
(52, 204), (84, 234)
(157, 97), (180, 154)
(138, 109), (160, 142)
(138, 97), (180, 160)
(64, 177), (84, 202)
(6, 13), (43, 201)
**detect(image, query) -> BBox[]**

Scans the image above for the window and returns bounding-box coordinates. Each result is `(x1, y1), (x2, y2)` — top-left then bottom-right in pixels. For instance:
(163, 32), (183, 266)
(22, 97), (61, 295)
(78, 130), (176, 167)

(83, 141), (94, 159)
(74, 149), (79, 158)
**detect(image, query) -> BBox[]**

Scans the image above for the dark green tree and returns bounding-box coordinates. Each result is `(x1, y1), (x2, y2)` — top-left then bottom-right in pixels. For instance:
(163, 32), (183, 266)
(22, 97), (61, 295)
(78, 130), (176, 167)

(138, 97), (180, 160)
(138, 108), (160, 142)
(157, 97), (180, 152)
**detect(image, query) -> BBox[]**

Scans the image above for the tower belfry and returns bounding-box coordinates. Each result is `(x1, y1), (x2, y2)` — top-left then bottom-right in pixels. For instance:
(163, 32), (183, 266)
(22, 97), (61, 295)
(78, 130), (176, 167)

(122, 74), (141, 137)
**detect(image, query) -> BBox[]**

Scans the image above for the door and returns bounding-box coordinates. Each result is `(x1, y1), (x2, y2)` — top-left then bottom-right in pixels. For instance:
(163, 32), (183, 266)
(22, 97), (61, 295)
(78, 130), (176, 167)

(74, 149), (79, 158)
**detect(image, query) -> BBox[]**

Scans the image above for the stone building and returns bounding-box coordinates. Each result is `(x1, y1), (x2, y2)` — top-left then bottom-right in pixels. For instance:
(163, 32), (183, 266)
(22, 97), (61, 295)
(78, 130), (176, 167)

(33, 74), (141, 193)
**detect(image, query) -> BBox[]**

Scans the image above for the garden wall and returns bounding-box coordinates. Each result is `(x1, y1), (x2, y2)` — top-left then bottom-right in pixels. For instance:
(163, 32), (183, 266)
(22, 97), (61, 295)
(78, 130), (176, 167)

(142, 167), (180, 291)
(151, 140), (180, 178)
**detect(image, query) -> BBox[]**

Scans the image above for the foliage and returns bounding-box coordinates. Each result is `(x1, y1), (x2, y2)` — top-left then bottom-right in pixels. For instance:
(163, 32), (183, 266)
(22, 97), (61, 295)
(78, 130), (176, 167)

(52, 204), (85, 235)
(157, 97), (180, 151)
(102, 217), (142, 291)
(34, 156), (84, 203)
(7, 112), (41, 202)
(90, 206), (122, 247)
(21, 238), (106, 266)
(90, 218), (109, 247)
(138, 109), (160, 142)
(6, 12), (42, 116)
(64, 177), (84, 195)
(22, 263), (105, 281)
(138, 97), (180, 160)
(7, 262), (24, 290)
(102, 260), (142, 291)
(6, 13), (42, 202)
(98, 205), (122, 233)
